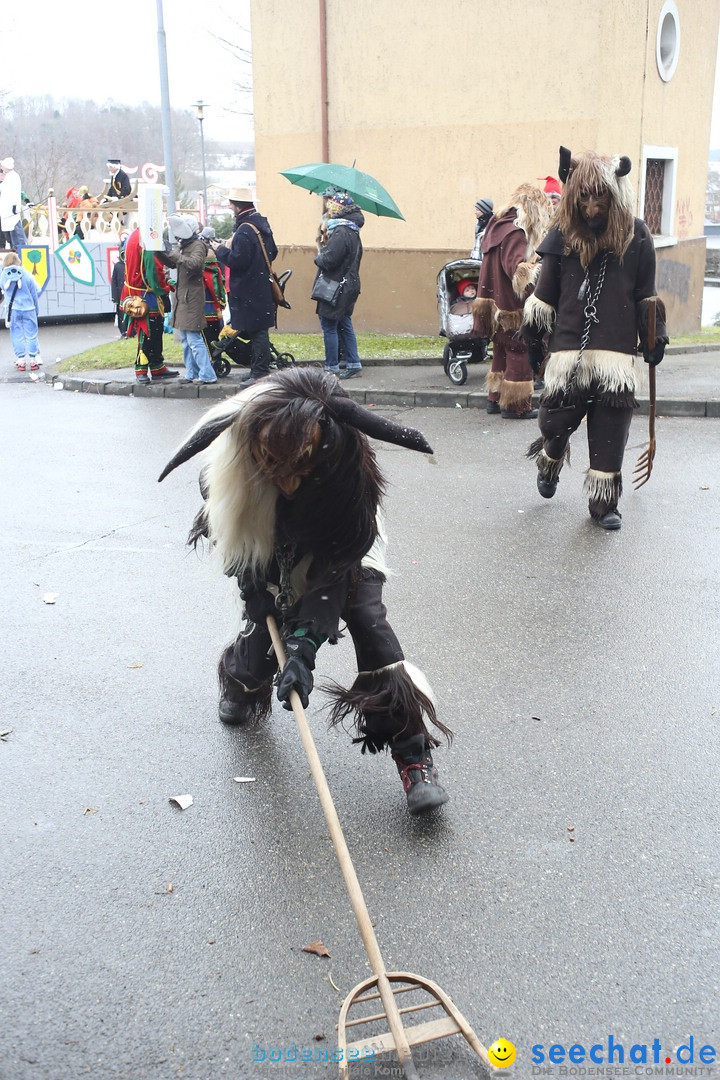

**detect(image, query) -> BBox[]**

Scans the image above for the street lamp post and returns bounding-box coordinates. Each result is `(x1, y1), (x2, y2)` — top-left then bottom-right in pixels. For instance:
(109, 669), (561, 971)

(195, 101), (208, 224)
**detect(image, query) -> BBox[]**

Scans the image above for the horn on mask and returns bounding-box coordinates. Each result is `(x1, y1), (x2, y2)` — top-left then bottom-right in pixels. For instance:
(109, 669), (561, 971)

(558, 145), (573, 184)
(615, 155), (632, 177)
(327, 394), (433, 455)
(158, 411), (238, 482)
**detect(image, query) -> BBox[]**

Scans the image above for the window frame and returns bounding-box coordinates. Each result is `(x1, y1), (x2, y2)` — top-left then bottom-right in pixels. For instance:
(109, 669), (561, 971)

(638, 145), (678, 249)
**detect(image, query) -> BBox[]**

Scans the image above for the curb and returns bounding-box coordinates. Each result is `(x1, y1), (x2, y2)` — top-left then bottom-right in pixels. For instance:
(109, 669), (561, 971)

(50, 373), (720, 418)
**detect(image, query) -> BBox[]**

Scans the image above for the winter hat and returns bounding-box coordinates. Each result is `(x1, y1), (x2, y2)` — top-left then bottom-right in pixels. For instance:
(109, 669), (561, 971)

(475, 197), (493, 215)
(326, 191), (354, 217)
(456, 278), (477, 297)
(540, 176), (562, 197)
(1, 157), (15, 171)
(169, 214), (199, 240)
(200, 226), (216, 241)
(0, 264), (23, 290)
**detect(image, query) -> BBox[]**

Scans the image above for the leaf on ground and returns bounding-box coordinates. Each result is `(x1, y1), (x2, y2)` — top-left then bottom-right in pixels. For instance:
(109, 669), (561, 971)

(42, 593), (59, 604)
(83, 807), (98, 815)
(0, 728), (13, 741)
(169, 794), (193, 810)
(127, 662), (144, 669)
(233, 776), (256, 783)
(302, 940), (331, 958)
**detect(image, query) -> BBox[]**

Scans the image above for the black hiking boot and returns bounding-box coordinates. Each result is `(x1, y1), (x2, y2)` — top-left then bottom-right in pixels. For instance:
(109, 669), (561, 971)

(537, 472), (558, 499)
(595, 509), (622, 531)
(218, 694), (257, 725)
(391, 735), (449, 816)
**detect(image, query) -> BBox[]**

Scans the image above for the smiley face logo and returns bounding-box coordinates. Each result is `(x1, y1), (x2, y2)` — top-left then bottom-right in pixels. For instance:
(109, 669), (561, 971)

(488, 1038), (517, 1068)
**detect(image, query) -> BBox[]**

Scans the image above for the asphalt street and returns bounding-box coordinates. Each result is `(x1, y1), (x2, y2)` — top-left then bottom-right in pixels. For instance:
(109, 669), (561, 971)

(2, 384), (719, 1080)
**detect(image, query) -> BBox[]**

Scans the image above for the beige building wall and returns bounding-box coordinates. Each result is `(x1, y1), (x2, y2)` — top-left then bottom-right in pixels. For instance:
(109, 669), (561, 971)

(250, 0), (719, 335)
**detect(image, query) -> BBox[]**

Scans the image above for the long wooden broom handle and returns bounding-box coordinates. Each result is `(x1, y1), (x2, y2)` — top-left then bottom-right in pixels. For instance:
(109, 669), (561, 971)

(266, 616), (420, 1079)
(648, 298), (657, 442)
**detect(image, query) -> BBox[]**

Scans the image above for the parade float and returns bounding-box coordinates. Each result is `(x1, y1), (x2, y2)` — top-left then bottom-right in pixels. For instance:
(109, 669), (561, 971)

(19, 163), (202, 321)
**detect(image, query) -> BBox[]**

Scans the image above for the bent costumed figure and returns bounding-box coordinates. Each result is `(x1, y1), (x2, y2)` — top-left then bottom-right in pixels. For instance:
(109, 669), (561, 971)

(472, 183), (552, 419)
(522, 147), (668, 530)
(159, 367), (452, 815)
(121, 228), (178, 384)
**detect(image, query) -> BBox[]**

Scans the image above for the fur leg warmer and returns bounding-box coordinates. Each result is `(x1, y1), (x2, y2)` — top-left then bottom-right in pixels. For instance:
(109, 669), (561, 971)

(325, 660), (453, 754)
(499, 378), (533, 412)
(584, 468), (622, 519)
(527, 437), (570, 479)
(486, 370), (504, 398)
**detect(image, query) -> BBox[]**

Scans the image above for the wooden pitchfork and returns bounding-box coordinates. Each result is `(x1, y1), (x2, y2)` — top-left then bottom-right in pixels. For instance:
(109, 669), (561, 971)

(266, 616), (492, 1080)
(633, 297), (657, 489)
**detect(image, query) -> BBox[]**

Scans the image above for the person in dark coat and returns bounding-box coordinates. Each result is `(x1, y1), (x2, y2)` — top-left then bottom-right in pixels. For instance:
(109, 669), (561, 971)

(522, 147), (668, 531)
(110, 243), (128, 337)
(157, 214), (217, 384)
(313, 191), (364, 380)
(106, 159), (132, 200)
(212, 187), (278, 386)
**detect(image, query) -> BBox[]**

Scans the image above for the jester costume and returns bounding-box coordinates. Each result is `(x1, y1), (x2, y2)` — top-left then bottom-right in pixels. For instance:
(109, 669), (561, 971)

(522, 147), (668, 530)
(121, 229), (177, 382)
(159, 367), (451, 815)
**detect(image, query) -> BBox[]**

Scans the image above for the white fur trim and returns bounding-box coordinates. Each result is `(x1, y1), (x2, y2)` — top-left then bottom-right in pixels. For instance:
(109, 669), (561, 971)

(544, 349), (643, 396)
(361, 510), (391, 576)
(357, 659), (435, 711)
(583, 468), (620, 504)
(523, 293), (556, 333)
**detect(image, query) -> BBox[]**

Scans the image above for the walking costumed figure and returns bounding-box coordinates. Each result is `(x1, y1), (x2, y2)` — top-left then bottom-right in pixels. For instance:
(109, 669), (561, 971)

(159, 367), (453, 815)
(121, 229), (178, 383)
(522, 146), (669, 530)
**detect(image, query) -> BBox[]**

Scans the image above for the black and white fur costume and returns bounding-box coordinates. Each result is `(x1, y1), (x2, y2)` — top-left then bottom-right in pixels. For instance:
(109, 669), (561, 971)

(159, 367), (451, 754)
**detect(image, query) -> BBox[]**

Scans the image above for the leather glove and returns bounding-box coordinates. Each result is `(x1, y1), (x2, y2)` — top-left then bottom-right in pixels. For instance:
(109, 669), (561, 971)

(276, 636), (317, 711)
(528, 340), (545, 375)
(239, 578), (277, 625)
(643, 341), (666, 367)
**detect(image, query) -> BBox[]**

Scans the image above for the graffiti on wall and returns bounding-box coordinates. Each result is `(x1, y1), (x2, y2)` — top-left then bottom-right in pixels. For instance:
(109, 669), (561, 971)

(675, 196), (694, 240)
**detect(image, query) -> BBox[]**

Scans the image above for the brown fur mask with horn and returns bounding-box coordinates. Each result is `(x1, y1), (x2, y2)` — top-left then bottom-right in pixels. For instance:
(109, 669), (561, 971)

(554, 146), (635, 268)
(159, 367), (433, 582)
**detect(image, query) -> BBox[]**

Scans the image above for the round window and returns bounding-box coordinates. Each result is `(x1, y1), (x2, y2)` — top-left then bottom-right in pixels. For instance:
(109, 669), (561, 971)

(656, 0), (680, 82)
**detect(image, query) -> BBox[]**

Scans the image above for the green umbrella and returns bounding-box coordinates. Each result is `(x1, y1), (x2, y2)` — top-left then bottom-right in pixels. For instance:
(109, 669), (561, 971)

(280, 163), (404, 220)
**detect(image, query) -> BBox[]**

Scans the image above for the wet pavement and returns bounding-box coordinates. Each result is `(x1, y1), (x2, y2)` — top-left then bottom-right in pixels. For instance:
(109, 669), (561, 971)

(1, 378), (719, 1080)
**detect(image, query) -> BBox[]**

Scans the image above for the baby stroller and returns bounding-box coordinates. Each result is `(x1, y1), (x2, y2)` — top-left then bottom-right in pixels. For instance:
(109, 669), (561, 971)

(208, 269), (297, 378)
(436, 258), (490, 386)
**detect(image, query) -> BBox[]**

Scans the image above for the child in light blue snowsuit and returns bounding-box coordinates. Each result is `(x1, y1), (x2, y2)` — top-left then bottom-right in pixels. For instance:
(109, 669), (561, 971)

(1, 253), (41, 371)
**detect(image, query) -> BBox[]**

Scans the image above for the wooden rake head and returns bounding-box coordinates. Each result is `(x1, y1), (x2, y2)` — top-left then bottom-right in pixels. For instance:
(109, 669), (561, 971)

(337, 971), (492, 1079)
(632, 426), (656, 489)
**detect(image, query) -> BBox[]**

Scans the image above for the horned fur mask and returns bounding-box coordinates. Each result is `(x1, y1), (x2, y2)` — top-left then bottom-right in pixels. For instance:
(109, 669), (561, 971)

(554, 146), (635, 267)
(159, 366), (434, 580)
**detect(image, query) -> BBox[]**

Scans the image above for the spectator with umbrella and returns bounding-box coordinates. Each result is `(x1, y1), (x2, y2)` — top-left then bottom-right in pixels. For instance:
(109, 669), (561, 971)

(312, 191), (364, 380)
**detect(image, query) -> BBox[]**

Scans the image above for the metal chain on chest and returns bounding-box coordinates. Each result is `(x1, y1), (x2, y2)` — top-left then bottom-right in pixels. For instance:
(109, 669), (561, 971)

(577, 252), (609, 365)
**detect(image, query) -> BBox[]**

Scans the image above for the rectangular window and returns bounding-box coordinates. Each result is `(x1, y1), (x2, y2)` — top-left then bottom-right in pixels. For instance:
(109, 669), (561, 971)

(639, 146), (678, 247)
